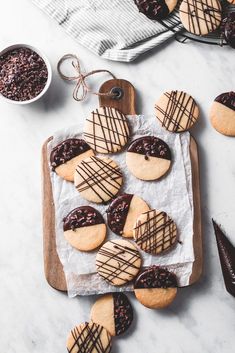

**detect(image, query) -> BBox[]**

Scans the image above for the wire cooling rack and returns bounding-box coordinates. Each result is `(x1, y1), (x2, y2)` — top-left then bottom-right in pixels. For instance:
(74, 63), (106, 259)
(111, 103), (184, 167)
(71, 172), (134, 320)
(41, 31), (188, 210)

(159, 1), (235, 46)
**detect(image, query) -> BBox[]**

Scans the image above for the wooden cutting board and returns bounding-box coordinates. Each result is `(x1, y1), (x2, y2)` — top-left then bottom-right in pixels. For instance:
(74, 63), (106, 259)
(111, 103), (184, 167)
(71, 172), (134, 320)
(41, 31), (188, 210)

(41, 79), (203, 292)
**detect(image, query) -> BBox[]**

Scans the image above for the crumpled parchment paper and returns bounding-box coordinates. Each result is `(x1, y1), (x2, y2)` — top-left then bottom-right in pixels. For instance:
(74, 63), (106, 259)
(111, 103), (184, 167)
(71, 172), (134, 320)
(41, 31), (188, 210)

(48, 115), (194, 297)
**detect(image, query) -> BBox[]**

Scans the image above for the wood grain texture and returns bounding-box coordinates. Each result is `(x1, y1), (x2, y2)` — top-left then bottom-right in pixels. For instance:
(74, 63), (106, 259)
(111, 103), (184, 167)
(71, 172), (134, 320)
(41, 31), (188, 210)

(99, 79), (137, 115)
(42, 137), (67, 291)
(42, 79), (202, 291)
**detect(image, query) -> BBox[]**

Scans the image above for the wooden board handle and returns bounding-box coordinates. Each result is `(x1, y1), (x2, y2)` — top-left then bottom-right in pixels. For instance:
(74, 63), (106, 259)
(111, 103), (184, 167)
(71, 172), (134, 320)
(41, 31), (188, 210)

(99, 79), (137, 115)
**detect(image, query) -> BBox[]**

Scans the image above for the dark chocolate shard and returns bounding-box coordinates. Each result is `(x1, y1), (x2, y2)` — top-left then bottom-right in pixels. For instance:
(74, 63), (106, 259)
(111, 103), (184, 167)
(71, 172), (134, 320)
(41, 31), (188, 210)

(106, 194), (133, 235)
(134, 265), (177, 289)
(63, 206), (104, 231)
(134, 0), (169, 20)
(127, 136), (171, 160)
(212, 219), (235, 297)
(113, 292), (133, 336)
(215, 91), (235, 112)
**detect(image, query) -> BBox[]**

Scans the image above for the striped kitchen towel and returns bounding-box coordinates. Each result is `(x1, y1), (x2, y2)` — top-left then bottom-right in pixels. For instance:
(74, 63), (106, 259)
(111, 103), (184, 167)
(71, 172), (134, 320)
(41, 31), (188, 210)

(32, 0), (182, 62)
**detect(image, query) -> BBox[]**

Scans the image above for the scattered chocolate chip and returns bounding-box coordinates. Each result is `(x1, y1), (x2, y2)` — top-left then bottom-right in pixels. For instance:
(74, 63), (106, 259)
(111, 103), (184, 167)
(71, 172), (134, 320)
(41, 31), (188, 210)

(0, 47), (48, 101)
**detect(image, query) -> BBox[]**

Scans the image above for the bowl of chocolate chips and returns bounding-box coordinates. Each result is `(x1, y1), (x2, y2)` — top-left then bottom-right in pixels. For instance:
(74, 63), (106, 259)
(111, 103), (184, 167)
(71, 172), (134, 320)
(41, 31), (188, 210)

(0, 44), (52, 104)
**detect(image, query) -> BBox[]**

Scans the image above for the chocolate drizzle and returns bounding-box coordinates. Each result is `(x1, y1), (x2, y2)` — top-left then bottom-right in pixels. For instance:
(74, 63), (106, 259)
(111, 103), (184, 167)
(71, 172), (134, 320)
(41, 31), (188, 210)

(215, 91), (235, 111)
(179, 0), (222, 36)
(134, 266), (178, 289)
(96, 240), (141, 285)
(134, 0), (170, 20)
(127, 136), (171, 160)
(107, 194), (133, 235)
(68, 322), (112, 353)
(113, 293), (133, 335)
(50, 138), (91, 170)
(155, 90), (198, 132)
(212, 220), (235, 297)
(75, 156), (123, 203)
(84, 106), (129, 153)
(63, 206), (104, 231)
(134, 210), (177, 255)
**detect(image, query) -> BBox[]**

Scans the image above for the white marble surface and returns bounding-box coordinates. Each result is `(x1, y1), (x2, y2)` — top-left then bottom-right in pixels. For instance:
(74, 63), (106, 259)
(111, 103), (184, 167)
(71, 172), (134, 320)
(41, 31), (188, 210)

(0, 0), (235, 352)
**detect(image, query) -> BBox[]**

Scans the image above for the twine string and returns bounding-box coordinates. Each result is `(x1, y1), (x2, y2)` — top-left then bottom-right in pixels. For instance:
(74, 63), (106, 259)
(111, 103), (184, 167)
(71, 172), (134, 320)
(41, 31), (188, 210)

(57, 54), (117, 101)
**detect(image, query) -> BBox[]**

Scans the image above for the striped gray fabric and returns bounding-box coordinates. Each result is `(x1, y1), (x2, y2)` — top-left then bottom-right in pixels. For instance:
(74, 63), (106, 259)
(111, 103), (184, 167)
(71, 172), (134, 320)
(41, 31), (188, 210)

(32, 0), (182, 62)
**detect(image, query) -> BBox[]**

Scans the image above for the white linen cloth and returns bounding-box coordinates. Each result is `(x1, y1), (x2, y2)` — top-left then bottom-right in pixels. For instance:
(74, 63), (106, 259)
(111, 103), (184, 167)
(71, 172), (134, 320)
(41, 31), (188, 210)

(32, 0), (182, 62)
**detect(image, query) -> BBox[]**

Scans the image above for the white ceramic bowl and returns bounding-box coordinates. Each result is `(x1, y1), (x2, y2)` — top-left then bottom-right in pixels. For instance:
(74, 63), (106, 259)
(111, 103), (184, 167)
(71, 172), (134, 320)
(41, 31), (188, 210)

(0, 43), (52, 105)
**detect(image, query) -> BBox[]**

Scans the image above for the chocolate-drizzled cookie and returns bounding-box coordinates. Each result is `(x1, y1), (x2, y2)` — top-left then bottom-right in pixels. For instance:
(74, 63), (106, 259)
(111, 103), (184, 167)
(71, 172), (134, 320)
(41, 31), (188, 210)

(107, 194), (150, 238)
(212, 220), (235, 298)
(63, 206), (106, 251)
(210, 91), (235, 136)
(134, 0), (177, 20)
(84, 106), (130, 154)
(74, 156), (123, 204)
(126, 136), (172, 181)
(96, 239), (142, 286)
(67, 322), (112, 353)
(179, 0), (222, 36)
(134, 266), (178, 309)
(223, 12), (235, 49)
(133, 209), (178, 255)
(155, 90), (199, 132)
(50, 138), (94, 181)
(91, 293), (133, 336)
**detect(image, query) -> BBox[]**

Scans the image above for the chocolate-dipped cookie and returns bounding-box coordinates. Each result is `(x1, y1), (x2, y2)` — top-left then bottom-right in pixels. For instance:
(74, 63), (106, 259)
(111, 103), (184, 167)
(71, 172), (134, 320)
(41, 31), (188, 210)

(179, 0), (222, 36)
(133, 209), (178, 255)
(50, 138), (94, 182)
(126, 136), (171, 181)
(91, 293), (133, 336)
(223, 12), (235, 49)
(63, 206), (106, 251)
(210, 91), (235, 136)
(96, 239), (142, 286)
(134, 0), (177, 20)
(155, 90), (199, 132)
(67, 322), (112, 353)
(134, 266), (178, 309)
(74, 156), (123, 204)
(212, 220), (235, 298)
(107, 194), (150, 238)
(83, 106), (130, 154)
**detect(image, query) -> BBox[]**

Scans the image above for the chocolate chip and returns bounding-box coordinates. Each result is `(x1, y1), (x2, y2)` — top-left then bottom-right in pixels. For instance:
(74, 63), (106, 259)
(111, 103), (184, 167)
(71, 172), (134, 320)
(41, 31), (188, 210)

(0, 47), (48, 101)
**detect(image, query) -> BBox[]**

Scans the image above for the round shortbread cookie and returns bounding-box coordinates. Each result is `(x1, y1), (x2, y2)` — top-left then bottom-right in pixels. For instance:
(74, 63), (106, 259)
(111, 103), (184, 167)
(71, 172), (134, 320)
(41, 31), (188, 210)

(210, 91), (235, 136)
(126, 136), (171, 181)
(50, 138), (94, 181)
(96, 239), (142, 286)
(67, 322), (112, 353)
(133, 209), (178, 255)
(63, 206), (106, 251)
(107, 194), (150, 238)
(134, 266), (178, 309)
(83, 106), (130, 154)
(90, 292), (133, 336)
(179, 0), (222, 36)
(223, 12), (235, 49)
(134, 0), (178, 20)
(74, 156), (123, 204)
(155, 90), (199, 132)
